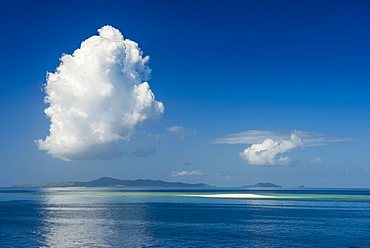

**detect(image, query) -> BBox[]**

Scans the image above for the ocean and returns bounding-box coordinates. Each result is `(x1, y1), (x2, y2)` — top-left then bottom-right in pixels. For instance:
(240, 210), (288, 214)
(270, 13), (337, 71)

(0, 187), (369, 247)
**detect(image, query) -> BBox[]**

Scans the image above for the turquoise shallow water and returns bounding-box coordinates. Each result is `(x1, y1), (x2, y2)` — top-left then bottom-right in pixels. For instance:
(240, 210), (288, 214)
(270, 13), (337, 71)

(1, 187), (369, 247)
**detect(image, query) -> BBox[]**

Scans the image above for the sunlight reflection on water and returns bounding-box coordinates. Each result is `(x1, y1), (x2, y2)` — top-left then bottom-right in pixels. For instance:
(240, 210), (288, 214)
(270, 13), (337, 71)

(39, 193), (152, 247)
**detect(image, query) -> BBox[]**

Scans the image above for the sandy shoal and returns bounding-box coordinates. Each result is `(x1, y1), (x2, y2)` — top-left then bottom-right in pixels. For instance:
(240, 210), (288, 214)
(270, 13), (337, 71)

(184, 193), (276, 198)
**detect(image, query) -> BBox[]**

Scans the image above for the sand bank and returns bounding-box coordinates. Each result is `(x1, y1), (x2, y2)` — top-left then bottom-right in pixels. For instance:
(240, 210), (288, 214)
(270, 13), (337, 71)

(184, 193), (276, 198)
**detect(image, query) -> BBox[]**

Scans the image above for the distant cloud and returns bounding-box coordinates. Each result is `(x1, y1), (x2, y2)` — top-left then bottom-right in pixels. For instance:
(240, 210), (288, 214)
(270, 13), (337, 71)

(213, 130), (351, 146)
(184, 161), (192, 165)
(363, 167), (370, 173)
(214, 130), (350, 166)
(166, 126), (185, 133)
(171, 170), (205, 177)
(166, 125), (196, 138)
(132, 145), (158, 157)
(239, 132), (303, 166)
(36, 26), (164, 161)
(309, 157), (324, 164)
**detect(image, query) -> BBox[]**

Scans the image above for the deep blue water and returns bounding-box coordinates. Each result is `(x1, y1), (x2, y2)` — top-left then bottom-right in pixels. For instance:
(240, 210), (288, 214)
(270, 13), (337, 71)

(0, 187), (369, 247)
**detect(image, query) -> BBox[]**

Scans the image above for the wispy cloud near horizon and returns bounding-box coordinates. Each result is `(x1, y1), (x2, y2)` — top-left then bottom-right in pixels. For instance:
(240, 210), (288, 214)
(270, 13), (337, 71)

(213, 130), (351, 146)
(309, 157), (324, 164)
(165, 125), (196, 138)
(36, 26), (164, 161)
(171, 170), (205, 177)
(213, 130), (351, 166)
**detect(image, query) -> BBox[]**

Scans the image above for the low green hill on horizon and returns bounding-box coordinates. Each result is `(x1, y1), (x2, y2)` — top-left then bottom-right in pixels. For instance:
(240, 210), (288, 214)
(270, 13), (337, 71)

(12, 177), (212, 188)
(242, 182), (282, 188)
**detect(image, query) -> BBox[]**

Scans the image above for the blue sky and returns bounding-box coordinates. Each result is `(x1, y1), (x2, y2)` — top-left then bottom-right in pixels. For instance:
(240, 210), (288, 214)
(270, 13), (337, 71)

(1, 0), (369, 187)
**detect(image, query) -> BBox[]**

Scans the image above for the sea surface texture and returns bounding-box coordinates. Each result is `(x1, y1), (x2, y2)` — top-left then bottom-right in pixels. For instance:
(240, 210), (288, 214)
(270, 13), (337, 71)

(0, 187), (369, 247)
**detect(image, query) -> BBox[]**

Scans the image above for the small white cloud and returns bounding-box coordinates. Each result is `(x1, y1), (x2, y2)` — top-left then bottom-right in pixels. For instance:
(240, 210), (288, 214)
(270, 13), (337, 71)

(309, 157), (324, 164)
(339, 168), (351, 173)
(363, 167), (370, 173)
(166, 126), (185, 133)
(239, 132), (303, 166)
(171, 170), (205, 177)
(166, 125), (196, 138)
(36, 26), (164, 161)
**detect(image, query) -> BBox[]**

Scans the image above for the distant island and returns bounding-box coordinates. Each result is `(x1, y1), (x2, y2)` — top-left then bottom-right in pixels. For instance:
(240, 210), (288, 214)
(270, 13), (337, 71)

(12, 177), (211, 188)
(242, 182), (282, 188)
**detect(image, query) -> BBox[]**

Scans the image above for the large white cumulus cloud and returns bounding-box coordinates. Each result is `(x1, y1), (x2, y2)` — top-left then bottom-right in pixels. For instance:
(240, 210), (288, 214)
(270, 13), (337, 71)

(36, 26), (164, 161)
